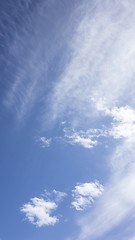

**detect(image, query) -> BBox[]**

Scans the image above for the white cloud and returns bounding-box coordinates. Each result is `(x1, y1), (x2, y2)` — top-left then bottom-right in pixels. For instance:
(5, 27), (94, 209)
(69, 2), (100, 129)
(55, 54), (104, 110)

(62, 103), (135, 148)
(21, 197), (58, 227)
(44, 0), (135, 238)
(40, 137), (51, 148)
(109, 106), (135, 141)
(63, 128), (104, 149)
(5, 0), (135, 238)
(21, 188), (67, 227)
(52, 190), (67, 202)
(36, 136), (51, 148)
(72, 181), (104, 211)
(93, 97), (135, 141)
(65, 132), (97, 149)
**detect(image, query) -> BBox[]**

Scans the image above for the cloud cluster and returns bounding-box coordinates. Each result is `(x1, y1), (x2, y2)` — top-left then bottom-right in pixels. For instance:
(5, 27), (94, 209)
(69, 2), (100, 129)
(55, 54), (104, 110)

(4, 0), (135, 239)
(21, 183), (103, 227)
(62, 103), (135, 150)
(73, 102), (135, 239)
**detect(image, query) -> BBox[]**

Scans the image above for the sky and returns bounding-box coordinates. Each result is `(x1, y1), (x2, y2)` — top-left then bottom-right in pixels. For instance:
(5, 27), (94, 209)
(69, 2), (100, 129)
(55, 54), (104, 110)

(1, 0), (135, 239)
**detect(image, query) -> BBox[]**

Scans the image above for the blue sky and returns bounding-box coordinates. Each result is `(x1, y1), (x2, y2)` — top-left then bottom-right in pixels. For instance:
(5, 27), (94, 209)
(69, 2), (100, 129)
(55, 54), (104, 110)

(1, 0), (135, 239)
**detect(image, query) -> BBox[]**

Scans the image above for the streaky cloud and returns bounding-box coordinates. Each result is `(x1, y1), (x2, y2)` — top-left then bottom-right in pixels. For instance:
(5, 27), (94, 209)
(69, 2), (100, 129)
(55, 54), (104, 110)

(3, 0), (71, 120)
(48, 0), (135, 126)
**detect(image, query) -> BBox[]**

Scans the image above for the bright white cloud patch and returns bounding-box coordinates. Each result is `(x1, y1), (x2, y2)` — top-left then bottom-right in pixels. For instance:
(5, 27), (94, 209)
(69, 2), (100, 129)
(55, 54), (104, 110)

(21, 189), (67, 227)
(21, 197), (58, 227)
(93, 97), (135, 141)
(109, 106), (135, 140)
(72, 181), (104, 211)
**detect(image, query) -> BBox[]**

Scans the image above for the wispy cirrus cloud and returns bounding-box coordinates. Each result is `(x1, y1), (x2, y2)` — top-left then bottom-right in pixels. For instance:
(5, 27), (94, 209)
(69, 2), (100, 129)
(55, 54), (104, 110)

(48, 0), (135, 126)
(2, 0), (72, 120)
(3, 0), (135, 238)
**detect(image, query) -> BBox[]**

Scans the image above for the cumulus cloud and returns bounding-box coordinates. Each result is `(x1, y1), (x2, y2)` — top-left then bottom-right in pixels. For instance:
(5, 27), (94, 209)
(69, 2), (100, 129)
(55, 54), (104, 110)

(71, 181), (104, 211)
(21, 188), (67, 227)
(21, 197), (58, 227)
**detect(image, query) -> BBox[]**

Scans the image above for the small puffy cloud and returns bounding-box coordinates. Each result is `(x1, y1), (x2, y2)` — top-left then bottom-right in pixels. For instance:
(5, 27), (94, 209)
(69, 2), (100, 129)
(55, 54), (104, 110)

(52, 190), (67, 202)
(40, 137), (51, 148)
(36, 136), (51, 148)
(43, 189), (67, 203)
(69, 135), (97, 149)
(21, 189), (67, 227)
(21, 197), (58, 227)
(72, 181), (104, 211)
